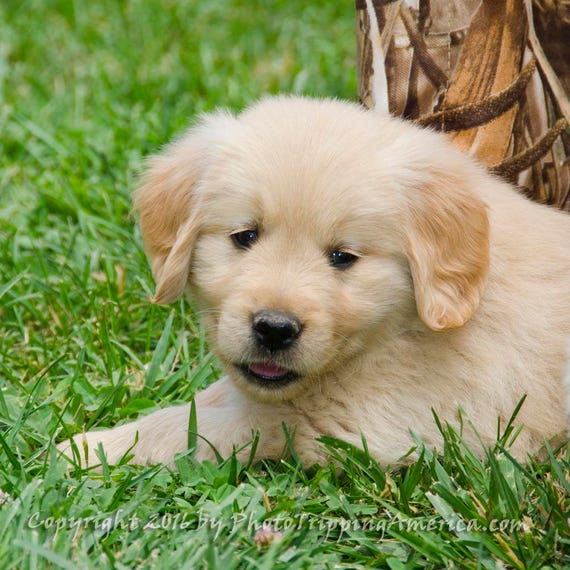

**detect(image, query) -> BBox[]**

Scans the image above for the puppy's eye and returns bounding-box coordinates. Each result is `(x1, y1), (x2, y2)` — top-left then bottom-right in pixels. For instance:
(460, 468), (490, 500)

(231, 229), (259, 250)
(330, 250), (358, 269)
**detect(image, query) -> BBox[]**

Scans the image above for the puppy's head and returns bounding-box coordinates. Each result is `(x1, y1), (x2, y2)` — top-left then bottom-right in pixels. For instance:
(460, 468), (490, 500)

(135, 96), (489, 400)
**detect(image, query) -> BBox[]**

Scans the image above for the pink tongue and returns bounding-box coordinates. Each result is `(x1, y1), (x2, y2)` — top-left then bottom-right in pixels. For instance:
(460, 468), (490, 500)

(249, 362), (289, 379)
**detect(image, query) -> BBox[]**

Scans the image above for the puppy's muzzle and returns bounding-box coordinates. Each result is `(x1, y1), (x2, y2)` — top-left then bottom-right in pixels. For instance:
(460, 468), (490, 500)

(252, 309), (302, 351)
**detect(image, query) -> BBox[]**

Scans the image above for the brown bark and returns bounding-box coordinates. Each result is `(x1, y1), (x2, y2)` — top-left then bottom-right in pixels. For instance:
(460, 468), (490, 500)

(355, 0), (570, 210)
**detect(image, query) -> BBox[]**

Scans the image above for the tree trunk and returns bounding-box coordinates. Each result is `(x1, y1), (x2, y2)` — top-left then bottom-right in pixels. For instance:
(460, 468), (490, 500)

(356, 0), (570, 210)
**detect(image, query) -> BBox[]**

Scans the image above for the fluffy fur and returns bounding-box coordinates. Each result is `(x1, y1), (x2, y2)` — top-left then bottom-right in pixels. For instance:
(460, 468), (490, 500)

(59, 96), (570, 467)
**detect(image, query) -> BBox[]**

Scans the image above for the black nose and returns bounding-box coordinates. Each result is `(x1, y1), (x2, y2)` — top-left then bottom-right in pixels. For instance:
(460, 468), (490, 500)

(252, 310), (302, 351)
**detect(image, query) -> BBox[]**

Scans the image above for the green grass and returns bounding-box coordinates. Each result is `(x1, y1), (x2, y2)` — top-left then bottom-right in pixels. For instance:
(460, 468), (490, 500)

(0, 1), (568, 568)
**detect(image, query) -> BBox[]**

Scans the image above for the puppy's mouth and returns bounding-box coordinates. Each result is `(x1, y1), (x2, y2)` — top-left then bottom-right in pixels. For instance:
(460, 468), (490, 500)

(237, 361), (299, 388)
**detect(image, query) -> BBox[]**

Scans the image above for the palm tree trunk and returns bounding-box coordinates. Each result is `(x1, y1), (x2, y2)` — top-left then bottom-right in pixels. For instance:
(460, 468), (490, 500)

(356, 0), (570, 210)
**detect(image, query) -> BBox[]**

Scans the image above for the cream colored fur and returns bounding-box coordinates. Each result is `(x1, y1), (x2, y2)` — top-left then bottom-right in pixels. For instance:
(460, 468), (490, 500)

(58, 96), (570, 468)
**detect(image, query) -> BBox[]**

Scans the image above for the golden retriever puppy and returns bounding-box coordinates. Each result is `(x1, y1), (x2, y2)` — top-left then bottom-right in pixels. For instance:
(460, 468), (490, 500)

(59, 96), (570, 468)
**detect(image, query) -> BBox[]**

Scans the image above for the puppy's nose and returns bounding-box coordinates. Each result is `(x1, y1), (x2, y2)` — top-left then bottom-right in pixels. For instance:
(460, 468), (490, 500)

(252, 310), (302, 351)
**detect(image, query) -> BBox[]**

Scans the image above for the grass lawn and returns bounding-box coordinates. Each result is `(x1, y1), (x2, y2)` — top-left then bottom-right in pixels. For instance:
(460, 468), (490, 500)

(0, 0), (569, 568)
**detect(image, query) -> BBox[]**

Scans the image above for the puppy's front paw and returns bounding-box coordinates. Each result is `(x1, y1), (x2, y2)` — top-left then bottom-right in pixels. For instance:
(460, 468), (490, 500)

(56, 429), (135, 468)
(56, 404), (192, 468)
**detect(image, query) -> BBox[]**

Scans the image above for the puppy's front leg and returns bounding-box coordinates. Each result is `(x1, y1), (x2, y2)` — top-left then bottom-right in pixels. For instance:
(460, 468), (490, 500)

(58, 377), (290, 468)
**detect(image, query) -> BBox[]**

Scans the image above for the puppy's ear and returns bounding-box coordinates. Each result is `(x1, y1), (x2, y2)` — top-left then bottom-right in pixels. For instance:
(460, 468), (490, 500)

(405, 169), (490, 331)
(134, 112), (234, 304)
